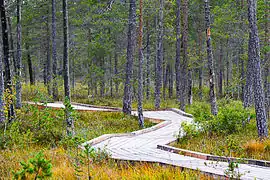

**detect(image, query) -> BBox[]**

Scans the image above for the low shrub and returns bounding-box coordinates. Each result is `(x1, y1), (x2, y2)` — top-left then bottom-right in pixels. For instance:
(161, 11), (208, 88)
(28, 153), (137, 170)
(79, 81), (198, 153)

(13, 151), (52, 180)
(1, 104), (65, 148)
(185, 100), (252, 135)
(177, 122), (199, 144)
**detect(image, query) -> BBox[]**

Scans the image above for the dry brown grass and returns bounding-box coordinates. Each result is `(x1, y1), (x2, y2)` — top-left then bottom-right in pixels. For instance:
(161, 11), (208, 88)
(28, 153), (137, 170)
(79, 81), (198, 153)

(0, 146), (212, 179)
(243, 140), (265, 155)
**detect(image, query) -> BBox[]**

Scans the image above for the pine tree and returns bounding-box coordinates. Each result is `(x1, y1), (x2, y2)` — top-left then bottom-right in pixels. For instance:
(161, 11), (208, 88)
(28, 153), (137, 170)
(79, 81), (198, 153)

(63, 0), (74, 136)
(123, 0), (136, 115)
(204, 0), (218, 116)
(155, 0), (164, 109)
(137, 0), (144, 128)
(16, 0), (22, 109)
(247, 0), (268, 138)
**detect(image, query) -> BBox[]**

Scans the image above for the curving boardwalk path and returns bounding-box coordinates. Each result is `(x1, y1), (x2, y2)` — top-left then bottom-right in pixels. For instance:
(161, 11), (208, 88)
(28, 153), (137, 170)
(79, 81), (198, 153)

(40, 102), (270, 180)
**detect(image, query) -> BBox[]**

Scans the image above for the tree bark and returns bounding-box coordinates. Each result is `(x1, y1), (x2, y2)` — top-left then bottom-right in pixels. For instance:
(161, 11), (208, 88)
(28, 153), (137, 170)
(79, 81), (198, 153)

(99, 57), (105, 97)
(226, 39), (231, 95)
(218, 43), (223, 97)
(25, 32), (34, 86)
(247, 0), (268, 138)
(175, 0), (181, 103)
(163, 63), (169, 100)
(137, 0), (144, 128)
(63, 0), (74, 136)
(180, 0), (188, 111)
(0, 0), (15, 121)
(204, 0), (218, 116)
(16, 0), (22, 109)
(155, 0), (163, 109)
(146, 19), (150, 100)
(169, 63), (173, 98)
(114, 51), (119, 96)
(0, 39), (4, 123)
(7, 17), (16, 77)
(123, 0), (136, 114)
(187, 69), (192, 104)
(198, 29), (203, 101)
(264, 0), (269, 120)
(239, 0), (245, 101)
(243, 38), (254, 108)
(52, 0), (58, 101)
(46, 9), (52, 96)
(109, 55), (113, 97)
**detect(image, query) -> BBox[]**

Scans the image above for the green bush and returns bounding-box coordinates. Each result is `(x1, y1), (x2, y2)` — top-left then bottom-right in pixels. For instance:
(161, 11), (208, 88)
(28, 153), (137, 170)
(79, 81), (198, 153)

(0, 104), (65, 149)
(177, 122), (199, 144)
(184, 100), (252, 135)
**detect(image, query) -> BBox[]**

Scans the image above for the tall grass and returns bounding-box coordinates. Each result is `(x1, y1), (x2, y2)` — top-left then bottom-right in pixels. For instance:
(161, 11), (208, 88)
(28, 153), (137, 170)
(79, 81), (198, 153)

(0, 146), (211, 179)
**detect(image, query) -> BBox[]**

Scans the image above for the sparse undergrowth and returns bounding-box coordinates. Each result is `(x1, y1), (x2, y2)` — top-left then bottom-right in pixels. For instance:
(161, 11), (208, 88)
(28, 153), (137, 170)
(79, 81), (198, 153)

(22, 83), (181, 110)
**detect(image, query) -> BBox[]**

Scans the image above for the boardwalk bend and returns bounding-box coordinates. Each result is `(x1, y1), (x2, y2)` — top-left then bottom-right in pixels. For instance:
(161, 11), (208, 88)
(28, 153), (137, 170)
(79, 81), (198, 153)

(34, 102), (270, 180)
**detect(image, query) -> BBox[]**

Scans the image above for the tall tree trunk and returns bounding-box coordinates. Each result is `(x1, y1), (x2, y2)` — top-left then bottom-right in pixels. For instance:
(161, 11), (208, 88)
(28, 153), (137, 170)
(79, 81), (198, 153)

(0, 38), (4, 122)
(155, 0), (163, 109)
(240, 45), (245, 100)
(109, 55), (113, 97)
(63, 0), (71, 100)
(187, 69), (192, 104)
(71, 57), (75, 89)
(198, 29), (203, 101)
(46, 9), (52, 96)
(226, 39), (231, 95)
(240, 0), (245, 101)
(204, 0), (218, 116)
(114, 51), (119, 96)
(43, 52), (47, 85)
(243, 37), (254, 108)
(137, 0), (144, 128)
(63, 0), (74, 136)
(52, 0), (58, 101)
(0, 43), (4, 123)
(25, 34), (34, 85)
(0, 0), (15, 121)
(123, 0), (136, 114)
(180, 0), (188, 111)
(264, 0), (269, 120)
(145, 19), (150, 100)
(175, 0), (181, 103)
(163, 63), (169, 100)
(99, 57), (105, 97)
(247, 0), (268, 138)
(93, 57), (98, 96)
(87, 66), (91, 96)
(7, 17), (16, 77)
(87, 29), (92, 96)
(169, 63), (173, 98)
(16, 0), (22, 109)
(218, 42), (223, 97)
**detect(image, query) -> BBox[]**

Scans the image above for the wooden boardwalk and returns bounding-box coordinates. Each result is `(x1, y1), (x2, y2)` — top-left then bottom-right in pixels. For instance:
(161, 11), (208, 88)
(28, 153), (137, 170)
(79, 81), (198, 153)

(44, 102), (270, 179)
